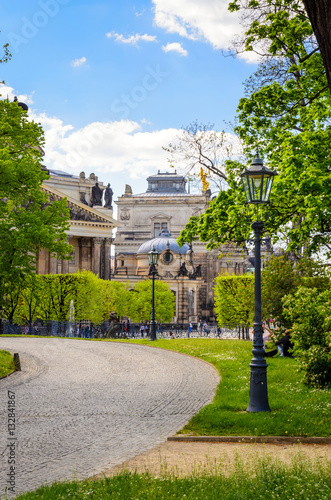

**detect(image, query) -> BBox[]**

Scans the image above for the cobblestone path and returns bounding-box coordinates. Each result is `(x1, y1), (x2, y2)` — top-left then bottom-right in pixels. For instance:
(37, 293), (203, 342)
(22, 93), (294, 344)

(0, 338), (219, 496)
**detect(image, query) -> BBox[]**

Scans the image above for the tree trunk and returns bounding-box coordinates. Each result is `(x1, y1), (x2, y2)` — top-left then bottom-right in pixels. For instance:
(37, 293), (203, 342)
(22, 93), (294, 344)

(302, 0), (331, 92)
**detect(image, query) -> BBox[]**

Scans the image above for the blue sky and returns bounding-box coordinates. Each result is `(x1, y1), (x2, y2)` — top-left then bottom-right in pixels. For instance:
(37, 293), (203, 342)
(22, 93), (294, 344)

(0, 0), (257, 198)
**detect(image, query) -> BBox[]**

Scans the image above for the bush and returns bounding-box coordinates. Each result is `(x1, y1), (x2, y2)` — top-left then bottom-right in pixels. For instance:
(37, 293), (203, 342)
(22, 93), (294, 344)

(283, 287), (331, 388)
(299, 346), (331, 388)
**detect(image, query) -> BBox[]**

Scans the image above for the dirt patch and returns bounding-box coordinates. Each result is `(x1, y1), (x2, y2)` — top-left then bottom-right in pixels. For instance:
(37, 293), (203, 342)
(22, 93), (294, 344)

(93, 440), (331, 479)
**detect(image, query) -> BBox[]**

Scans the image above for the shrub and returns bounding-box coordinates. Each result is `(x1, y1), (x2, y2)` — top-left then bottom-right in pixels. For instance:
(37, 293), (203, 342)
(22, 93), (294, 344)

(283, 287), (331, 388)
(299, 345), (331, 388)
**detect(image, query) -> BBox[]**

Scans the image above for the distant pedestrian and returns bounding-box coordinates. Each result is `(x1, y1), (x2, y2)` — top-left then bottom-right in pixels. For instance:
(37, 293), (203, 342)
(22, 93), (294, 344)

(188, 322), (193, 338)
(203, 322), (209, 336)
(198, 320), (203, 336)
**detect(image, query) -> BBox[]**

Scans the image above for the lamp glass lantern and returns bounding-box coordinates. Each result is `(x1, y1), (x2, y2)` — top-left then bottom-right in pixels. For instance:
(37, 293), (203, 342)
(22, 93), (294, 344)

(148, 247), (160, 266)
(241, 154), (277, 205)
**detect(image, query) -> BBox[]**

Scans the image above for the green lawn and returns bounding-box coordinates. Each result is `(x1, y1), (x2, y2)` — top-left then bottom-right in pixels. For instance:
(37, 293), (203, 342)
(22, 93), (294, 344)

(110, 338), (330, 437)
(13, 455), (331, 500)
(0, 349), (15, 378)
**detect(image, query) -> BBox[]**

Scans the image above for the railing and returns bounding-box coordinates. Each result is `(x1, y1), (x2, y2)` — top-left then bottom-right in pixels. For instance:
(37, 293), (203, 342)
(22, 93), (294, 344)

(1, 320), (250, 340)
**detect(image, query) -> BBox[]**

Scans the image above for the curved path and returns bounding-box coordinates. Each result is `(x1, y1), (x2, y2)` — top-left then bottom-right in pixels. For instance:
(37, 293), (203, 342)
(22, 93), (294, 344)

(0, 338), (219, 496)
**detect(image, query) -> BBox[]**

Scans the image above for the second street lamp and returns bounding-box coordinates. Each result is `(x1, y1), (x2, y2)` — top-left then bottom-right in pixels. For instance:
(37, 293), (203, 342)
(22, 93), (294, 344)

(240, 151), (277, 412)
(148, 246), (160, 341)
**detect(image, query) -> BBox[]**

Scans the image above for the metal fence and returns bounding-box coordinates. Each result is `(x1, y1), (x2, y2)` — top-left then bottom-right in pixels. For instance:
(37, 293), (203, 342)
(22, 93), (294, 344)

(1, 320), (250, 340)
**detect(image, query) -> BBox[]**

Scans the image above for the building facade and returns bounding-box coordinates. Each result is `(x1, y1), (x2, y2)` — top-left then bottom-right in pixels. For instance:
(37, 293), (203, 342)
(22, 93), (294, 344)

(38, 170), (117, 279)
(113, 171), (248, 322)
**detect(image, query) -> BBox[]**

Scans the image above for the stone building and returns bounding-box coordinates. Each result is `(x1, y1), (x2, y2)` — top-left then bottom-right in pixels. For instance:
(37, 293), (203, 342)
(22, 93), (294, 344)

(113, 171), (248, 322)
(37, 170), (117, 279)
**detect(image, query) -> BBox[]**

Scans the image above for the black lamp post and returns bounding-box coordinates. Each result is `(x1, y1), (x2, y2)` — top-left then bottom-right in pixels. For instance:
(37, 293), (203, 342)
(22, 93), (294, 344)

(148, 246), (160, 341)
(240, 151), (277, 412)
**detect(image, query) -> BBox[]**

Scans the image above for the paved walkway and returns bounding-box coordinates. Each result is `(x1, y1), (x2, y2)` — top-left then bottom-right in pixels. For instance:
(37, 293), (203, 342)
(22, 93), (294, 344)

(0, 338), (219, 496)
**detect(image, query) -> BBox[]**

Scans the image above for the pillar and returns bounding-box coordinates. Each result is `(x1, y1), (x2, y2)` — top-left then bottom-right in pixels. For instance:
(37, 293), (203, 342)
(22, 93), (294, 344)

(92, 238), (103, 276)
(104, 238), (112, 280)
(78, 237), (92, 272)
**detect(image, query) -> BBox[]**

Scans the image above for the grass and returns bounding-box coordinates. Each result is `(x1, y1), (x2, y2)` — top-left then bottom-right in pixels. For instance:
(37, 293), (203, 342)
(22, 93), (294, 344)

(11, 454), (331, 500)
(107, 337), (330, 438)
(0, 349), (15, 378)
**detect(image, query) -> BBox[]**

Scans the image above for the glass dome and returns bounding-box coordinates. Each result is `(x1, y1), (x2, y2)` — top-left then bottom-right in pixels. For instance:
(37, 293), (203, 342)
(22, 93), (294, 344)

(137, 229), (189, 255)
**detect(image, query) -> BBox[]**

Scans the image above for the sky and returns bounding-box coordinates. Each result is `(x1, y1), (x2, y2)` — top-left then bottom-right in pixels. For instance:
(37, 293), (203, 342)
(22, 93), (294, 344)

(0, 0), (257, 200)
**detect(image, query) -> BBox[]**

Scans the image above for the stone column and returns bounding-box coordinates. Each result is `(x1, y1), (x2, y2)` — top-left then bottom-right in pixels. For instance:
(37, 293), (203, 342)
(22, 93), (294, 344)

(61, 259), (69, 274)
(36, 248), (48, 274)
(61, 237), (72, 274)
(178, 279), (189, 323)
(78, 237), (92, 272)
(49, 256), (58, 274)
(92, 238), (103, 276)
(104, 238), (112, 280)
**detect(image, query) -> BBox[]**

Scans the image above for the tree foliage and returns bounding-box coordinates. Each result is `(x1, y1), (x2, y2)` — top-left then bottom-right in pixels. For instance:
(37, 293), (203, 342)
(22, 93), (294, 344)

(0, 99), (72, 311)
(179, 0), (331, 259)
(127, 279), (175, 323)
(283, 286), (331, 387)
(214, 274), (254, 326)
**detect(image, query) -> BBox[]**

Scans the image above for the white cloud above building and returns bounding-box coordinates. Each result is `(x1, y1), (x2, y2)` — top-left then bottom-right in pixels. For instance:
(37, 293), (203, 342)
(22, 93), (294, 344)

(71, 57), (87, 68)
(162, 42), (188, 56)
(106, 32), (157, 44)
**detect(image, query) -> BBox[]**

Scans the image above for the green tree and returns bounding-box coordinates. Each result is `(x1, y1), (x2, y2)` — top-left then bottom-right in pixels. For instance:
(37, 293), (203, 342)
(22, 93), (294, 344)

(179, 0), (331, 259)
(15, 274), (44, 327)
(283, 286), (331, 387)
(261, 254), (330, 326)
(214, 274), (254, 326)
(128, 279), (175, 323)
(302, 0), (331, 92)
(261, 255), (299, 326)
(102, 281), (130, 320)
(0, 99), (71, 313)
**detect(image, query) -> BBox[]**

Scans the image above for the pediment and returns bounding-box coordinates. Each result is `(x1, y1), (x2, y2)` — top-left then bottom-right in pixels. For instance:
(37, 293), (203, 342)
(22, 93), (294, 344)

(42, 183), (117, 225)
(150, 213), (172, 221)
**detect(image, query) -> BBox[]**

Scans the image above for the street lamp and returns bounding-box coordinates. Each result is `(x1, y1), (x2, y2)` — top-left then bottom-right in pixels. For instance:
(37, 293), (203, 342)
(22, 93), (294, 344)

(240, 151), (277, 412)
(148, 246), (160, 341)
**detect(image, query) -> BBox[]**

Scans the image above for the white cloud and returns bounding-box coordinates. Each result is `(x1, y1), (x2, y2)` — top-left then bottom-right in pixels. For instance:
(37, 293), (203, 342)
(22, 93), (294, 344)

(152, 0), (257, 62)
(1, 86), (240, 197)
(29, 111), (181, 195)
(0, 84), (34, 104)
(106, 32), (157, 45)
(72, 57), (87, 68)
(162, 42), (188, 56)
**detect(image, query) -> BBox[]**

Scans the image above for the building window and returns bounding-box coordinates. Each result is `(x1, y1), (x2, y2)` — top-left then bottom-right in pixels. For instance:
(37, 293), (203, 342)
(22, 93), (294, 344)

(163, 251), (173, 264)
(121, 260), (124, 266)
(154, 222), (168, 237)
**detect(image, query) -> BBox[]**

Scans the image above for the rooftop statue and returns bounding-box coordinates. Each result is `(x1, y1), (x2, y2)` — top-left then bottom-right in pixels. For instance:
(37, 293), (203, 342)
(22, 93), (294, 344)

(90, 182), (103, 207)
(104, 183), (113, 209)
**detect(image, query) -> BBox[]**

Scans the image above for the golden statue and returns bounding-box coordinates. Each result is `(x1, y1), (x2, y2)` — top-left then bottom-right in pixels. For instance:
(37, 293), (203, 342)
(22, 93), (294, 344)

(200, 167), (210, 192)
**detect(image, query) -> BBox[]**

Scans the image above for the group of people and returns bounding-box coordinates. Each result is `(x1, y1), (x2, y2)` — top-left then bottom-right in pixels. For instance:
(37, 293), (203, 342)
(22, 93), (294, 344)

(250, 323), (294, 357)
